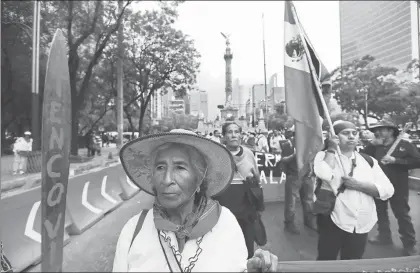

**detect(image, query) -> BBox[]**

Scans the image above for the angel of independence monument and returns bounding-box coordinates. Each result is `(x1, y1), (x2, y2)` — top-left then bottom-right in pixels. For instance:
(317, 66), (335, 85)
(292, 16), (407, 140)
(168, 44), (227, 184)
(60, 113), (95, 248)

(219, 33), (239, 123)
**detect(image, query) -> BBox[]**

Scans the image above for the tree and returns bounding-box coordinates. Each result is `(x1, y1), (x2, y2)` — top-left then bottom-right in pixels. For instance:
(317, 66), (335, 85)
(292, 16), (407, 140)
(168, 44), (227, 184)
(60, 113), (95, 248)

(123, 5), (200, 133)
(322, 111), (360, 129)
(267, 113), (293, 130)
(393, 59), (420, 125)
(1, 1), (50, 153)
(40, 1), (133, 155)
(330, 55), (402, 128)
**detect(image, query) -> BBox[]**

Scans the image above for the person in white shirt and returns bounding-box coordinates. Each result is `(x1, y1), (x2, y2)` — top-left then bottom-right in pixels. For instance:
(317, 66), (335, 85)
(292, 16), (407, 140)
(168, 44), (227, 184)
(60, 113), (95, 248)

(113, 129), (278, 272)
(269, 130), (284, 154)
(256, 130), (269, 153)
(313, 120), (394, 260)
(210, 130), (221, 144)
(12, 131), (33, 175)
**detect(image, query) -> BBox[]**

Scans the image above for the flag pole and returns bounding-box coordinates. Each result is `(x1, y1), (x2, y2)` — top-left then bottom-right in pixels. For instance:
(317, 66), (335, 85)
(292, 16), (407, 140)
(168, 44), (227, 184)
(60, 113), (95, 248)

(289, 1), (346, 174)
(262, 13), (269, 130)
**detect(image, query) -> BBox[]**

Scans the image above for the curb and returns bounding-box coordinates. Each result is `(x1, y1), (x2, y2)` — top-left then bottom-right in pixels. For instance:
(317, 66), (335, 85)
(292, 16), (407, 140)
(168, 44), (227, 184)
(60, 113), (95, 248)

(1, 156), (120, 196)
(408, 176), (420, 192)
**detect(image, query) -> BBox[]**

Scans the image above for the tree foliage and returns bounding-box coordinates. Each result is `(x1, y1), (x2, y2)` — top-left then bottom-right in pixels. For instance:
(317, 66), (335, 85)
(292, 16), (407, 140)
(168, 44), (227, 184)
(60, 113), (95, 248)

(40, 0), (132, 155)
(330, 55), (402, 128)
(267, 113), (293, 130)
(123, 6), (200, 133)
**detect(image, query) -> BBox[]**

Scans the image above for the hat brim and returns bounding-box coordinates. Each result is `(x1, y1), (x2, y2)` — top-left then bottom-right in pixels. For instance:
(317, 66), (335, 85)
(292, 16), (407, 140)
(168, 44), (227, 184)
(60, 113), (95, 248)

(119, 133), (235, 197)
(368, 125), (398, 132)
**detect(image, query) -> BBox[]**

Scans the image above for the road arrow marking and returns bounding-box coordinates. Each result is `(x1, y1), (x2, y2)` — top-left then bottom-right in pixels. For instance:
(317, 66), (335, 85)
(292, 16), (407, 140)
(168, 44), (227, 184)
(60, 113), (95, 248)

(101, 175), (118, 205)
(24, 201), (41, 243)
(82, 181), (103, 214)
(126, 175), (139, 190)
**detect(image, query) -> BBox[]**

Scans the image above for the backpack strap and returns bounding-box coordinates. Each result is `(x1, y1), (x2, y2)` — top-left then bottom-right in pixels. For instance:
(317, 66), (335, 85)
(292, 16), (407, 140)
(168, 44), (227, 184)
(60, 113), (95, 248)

(359, 152), (374, 168)
(129, 209), (149, 250)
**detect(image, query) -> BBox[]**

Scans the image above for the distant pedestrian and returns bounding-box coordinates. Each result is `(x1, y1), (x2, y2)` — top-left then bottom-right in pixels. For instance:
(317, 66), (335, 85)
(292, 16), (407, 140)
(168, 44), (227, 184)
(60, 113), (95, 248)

(102, 133), (109, 147)
(12, 131), (32, 175)
(210, 130), (221, 144)
(256, 130), (269, 153)
(86, 132), (96, 157)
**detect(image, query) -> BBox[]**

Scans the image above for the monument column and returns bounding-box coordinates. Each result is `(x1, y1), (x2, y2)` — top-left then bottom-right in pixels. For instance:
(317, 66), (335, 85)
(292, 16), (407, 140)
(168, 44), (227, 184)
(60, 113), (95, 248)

(224, 45), (233, 105)
(220, 32), (238, 122)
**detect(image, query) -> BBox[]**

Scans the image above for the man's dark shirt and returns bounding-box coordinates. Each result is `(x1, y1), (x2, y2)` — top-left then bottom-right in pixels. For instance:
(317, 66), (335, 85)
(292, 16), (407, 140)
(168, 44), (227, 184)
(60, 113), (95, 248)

(363, 139), (420, 195)
(280, 139), (298, 176)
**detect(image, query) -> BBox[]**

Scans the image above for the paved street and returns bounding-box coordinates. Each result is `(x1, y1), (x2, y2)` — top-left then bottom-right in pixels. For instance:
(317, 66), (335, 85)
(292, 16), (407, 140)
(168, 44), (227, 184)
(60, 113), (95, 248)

(1, 145), (118, 196)
(18, 188), (420, 272)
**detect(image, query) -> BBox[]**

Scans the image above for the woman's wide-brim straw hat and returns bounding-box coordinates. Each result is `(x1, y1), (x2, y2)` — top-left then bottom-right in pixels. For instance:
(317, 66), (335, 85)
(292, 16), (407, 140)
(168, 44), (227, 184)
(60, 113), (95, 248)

(119, 129), (235, 197)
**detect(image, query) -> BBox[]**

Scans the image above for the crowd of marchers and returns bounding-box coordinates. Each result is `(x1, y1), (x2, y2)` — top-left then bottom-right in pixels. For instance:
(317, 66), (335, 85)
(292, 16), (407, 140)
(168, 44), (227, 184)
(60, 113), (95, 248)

(111, 119), (418, 272)
(3, 119), (418, 273)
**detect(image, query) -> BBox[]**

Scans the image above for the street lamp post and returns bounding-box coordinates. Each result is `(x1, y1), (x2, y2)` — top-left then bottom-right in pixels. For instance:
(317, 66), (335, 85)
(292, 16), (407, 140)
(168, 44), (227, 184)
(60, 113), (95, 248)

(117, 0), (124, 148)
(31, 0), (41, 150)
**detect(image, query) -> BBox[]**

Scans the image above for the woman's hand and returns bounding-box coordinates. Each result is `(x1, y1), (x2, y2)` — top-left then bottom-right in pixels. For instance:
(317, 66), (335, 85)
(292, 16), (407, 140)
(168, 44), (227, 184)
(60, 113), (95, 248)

(246, 249), (278, 272)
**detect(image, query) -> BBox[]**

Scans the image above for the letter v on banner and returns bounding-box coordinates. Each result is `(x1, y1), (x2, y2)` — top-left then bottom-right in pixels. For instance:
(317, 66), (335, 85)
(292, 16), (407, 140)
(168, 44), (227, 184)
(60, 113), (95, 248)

(41, 29), (72, 272)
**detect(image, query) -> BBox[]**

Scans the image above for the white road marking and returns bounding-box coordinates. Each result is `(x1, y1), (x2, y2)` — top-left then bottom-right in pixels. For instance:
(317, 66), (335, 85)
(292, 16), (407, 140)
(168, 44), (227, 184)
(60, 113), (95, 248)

(126, 176), (139, 190)
(409, 176), (420, 181)
(82, 181), (103, 214)
(24, 201), (41, 243)
(100, 175), (118, 205)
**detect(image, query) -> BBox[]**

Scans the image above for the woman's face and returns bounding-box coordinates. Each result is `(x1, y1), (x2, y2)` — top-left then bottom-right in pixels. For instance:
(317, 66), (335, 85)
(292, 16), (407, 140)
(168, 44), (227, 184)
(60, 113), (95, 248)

(152, 145), (199, 209)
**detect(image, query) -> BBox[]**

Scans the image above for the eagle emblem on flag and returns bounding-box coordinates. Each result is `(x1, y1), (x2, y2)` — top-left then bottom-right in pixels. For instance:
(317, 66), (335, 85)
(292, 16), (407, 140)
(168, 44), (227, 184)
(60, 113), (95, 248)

(285, 35), (304, 62)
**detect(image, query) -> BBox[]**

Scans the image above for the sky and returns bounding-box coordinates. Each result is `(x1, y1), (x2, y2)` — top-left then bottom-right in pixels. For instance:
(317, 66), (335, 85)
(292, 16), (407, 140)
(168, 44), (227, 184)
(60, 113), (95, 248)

(134, 1), (341, 119)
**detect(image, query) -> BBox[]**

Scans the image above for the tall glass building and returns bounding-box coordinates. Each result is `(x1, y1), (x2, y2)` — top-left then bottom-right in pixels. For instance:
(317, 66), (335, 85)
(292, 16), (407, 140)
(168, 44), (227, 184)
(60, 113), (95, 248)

(340, 1), (419, 70)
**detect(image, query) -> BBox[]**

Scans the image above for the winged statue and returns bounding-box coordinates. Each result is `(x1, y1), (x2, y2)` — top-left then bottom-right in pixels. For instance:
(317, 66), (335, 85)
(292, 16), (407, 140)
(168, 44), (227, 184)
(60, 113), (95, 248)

(220, 32), (231, 46)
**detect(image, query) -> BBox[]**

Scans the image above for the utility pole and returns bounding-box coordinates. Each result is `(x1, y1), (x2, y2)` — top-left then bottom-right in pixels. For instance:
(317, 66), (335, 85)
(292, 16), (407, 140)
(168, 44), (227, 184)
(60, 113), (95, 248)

(262, 13), (268, 130)
(417, 0), (420, 80)
(117, 0), (124, 148)
(31, 0), (41, 150)
(252, 85), (255, 128)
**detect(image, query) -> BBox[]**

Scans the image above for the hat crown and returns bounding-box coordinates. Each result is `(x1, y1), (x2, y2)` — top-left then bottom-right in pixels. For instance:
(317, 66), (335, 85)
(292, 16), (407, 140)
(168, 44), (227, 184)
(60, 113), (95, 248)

(170, 129), (196, 135)
(376, 120), (396, 127)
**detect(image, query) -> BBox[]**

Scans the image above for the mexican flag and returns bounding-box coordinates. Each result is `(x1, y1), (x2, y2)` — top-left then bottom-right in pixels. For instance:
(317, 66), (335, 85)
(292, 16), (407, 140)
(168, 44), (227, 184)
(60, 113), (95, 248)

(284, 0), (329, 178)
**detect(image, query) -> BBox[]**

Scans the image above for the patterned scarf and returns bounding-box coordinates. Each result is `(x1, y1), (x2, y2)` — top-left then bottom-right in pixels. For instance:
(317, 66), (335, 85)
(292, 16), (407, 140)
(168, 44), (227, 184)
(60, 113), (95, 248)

(153, 196), (221, 243)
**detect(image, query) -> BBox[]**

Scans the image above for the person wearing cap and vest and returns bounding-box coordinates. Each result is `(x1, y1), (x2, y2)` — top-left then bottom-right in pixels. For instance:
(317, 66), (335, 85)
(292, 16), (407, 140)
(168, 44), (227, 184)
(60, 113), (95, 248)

(113, 129), (277, 272)
(313, 120), (394, 260)
(12, 131), (33, 175)
(363, 120), (420, 256)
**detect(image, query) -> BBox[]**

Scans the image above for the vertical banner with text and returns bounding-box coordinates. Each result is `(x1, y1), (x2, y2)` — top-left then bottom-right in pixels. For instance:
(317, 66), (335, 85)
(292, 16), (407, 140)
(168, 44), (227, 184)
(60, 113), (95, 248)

(40, 29), (71, 272)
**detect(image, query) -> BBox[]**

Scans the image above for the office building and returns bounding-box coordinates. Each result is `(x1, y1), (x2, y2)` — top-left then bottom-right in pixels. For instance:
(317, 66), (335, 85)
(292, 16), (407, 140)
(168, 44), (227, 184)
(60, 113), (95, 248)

(189, 90), (208, 120)
(340, 1), (419, 70)
(168, 99), (185, 114)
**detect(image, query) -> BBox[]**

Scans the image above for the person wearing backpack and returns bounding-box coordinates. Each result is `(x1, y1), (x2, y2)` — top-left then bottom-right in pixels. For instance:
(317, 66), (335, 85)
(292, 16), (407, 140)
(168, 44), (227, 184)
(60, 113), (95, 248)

(363, 120), (420, 256)
(313, 120), (394, 260)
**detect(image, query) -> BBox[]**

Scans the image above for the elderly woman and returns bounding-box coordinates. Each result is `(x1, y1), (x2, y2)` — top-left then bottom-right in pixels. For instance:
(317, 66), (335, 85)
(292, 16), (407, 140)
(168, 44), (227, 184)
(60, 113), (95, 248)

(113, 129), (278, 272)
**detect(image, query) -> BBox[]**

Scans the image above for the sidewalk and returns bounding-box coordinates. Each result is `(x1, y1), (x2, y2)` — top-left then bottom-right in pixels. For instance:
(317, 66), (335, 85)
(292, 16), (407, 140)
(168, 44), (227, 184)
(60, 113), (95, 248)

(1, 145), (119, 196)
